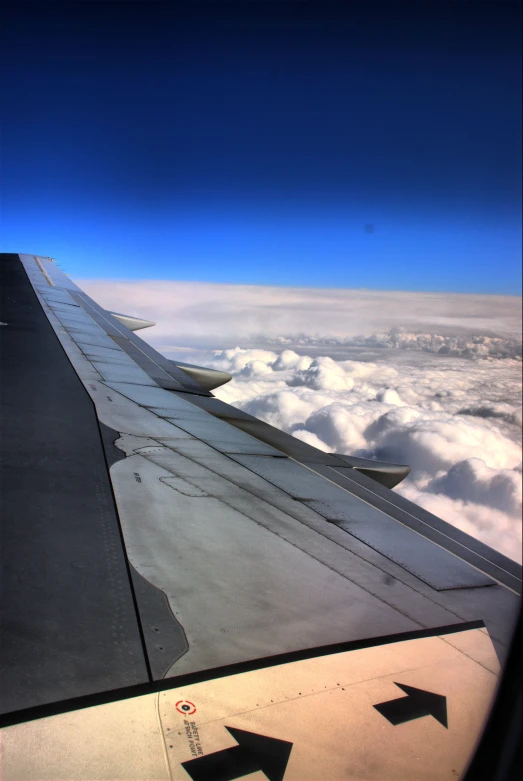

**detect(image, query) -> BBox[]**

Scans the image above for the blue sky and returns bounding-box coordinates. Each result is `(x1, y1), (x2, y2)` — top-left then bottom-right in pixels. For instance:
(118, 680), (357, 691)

(1, 1), (521, 294)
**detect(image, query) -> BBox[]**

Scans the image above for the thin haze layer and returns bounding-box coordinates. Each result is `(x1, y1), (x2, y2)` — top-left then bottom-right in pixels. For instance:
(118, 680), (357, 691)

(77, 280), (522, 348)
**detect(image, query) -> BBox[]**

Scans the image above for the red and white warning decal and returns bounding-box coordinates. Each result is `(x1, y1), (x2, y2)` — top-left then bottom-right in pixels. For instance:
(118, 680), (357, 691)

(176, 699), (197, 715)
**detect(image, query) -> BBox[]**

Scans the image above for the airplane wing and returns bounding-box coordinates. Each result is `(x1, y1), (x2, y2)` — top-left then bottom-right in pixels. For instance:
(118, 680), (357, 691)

(0, 253), (520, 780)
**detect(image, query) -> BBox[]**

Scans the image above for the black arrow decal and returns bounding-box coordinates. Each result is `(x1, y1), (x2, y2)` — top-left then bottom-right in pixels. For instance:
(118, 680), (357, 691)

(373, 682), (448, 728)
(181, 726), (293, 781)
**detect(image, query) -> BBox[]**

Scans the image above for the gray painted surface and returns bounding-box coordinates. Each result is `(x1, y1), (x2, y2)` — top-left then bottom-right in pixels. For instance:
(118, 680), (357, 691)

(130, 565), (188, 679)
(230, 455), (376, 501)
(108, 311), (156, 331)
(105, 381), (191, 408)
(315, 465), (522, 593)
(304, 501), (494, 590)
(230, 457), (495, 590)
(116, 437), (518, 649)
(45, 302), (84, 314)
(13, 252), (520, 703)
(39, 291), (80, 306)
(174, 362), (232, 391)
(72, 292), (208, 394)
(53, 310), (97, 325)
(132, 439), (519, 638)
(110, 454), (418, 677)
(107, 335), (186, 390)
(78, 345), (137, 365)
(160, 417), (284, 455)
(63, 324), (110, 337)
(84, 382), (192, 438)
(333, 455), (410, 488)
(331, 466), (522, 581)
(74, 333), (122, 350)
(91, 361), (158, 386)
(0, 255), (150, 716)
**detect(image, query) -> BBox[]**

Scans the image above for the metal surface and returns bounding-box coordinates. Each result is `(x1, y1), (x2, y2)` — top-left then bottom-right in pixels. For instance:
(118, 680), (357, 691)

(108, 311), (156, 331)
(99, 422), (128, 468)
(130, 565), (189, 679)
(160, 416), (284, 455)
(33, 256), (80, 289)
(3, 251), (520, 775)
(90, 361), (158, 385)
(110, 439), (469, 642)
(138, 438), (518, 645)
(173, 361), (232, 391)
(74, 331), (123, 350)
(117, 437), (517, 655)
(106, 380), (191, 408)
(108, 334), (187, 390)
(230, 457), (495, 590)
(333, 454), (411, 488)
(84, 381), (192, 437)
(71, 292), (209, 394)
(0, 626), (500, 781)
(38, 290), (80, 305)
(229, 454), (378, 501)
(331, 466), (523, 581)
(181, 397), (349, 465)
(77, 344), (138, 365)
(0, 254), (149, 716)
(52, 309), (97, 324)
(44, 301), (83, 313)
(64, 324), (110, 337)
(304, 501), (494, 591)
(315, 465), (522, 593)
(110, 452), (418, 678)
(178, 395), (520, 592)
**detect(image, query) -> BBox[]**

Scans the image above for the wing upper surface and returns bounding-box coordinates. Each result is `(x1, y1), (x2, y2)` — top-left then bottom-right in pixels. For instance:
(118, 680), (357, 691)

(0, 253), (520, 779)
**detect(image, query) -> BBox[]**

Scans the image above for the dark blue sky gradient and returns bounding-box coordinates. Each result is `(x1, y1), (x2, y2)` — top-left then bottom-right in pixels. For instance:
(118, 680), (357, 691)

(1, 1), (521, 293)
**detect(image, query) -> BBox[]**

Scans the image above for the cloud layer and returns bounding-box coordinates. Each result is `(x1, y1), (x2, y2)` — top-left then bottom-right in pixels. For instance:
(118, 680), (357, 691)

(77, 280), (521, 351)
(78, 279), (522, 562)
